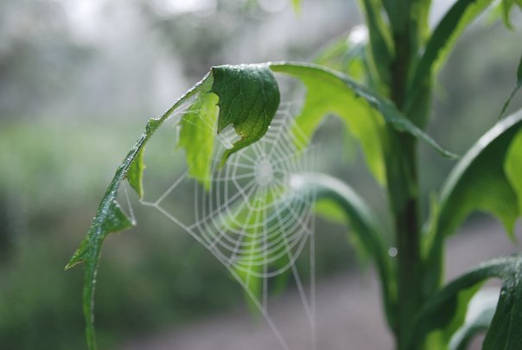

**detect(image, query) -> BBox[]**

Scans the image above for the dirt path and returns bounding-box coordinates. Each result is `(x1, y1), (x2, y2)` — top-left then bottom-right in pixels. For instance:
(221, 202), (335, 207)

(122, 220), (521, 350)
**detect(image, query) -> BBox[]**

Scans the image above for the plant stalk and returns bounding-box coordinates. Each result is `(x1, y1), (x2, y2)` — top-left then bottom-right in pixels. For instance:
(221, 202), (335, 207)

(386, 8), (425, 349)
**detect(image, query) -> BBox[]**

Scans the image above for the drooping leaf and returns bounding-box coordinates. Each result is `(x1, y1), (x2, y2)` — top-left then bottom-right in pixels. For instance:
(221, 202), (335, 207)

(270, 62), (456, 186)
(124, 74), (213, 199)
(290, 173), (397, 329)
(177, 92), (219, 189)
(65, 72), (210, 349)
(316, 198), (373, 264)
(423, 110), (522, 301)
(270, 62), (386, 184)
(437, 110), (522, 239)
(211, 64), (280, 163)
(314, 199), (349, 224)
(67, 63), (282, 350)
(408, 255), (522, 350)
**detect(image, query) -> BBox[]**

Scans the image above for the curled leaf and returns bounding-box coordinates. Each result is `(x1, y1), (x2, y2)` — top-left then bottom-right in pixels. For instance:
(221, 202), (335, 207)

(67, 63), (282, 350)
(211, 64), (280, 163)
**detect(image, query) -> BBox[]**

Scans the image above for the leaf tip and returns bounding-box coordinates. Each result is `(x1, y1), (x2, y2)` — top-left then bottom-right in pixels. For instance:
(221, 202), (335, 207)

(64, 260), (81, 271)
(126, 147), (146, 199)
(445, 150), (460, 160)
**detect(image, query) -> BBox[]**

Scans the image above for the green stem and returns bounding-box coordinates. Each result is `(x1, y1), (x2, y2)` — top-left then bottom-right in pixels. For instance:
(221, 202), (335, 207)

(384, 131), (423, 349)
(395, 136), (422, 350)
(386, 6), (425, 349)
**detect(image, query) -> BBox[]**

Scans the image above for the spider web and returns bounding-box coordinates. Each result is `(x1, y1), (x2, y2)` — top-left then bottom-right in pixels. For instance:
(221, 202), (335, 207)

(121, 102), (318, 350)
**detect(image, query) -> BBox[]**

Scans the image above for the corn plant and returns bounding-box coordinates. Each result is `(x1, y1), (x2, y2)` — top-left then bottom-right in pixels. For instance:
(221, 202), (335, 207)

(68, 0), (522, 349)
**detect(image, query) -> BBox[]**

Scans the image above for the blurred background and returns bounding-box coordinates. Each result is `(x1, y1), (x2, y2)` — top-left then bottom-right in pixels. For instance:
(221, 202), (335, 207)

(0, 0), (521, 349)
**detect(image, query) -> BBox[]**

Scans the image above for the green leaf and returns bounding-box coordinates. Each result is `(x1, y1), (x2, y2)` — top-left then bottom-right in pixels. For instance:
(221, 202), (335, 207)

(483, 258), (522, 349)
(64, 86), (204, 349)
(316, 196), (376, 265)
(290, 173), (397, 329)
(505, 130), (522, 211)
(66, 63), (282, 350)
(359, 0), (393, 87)
(411, 0), (432, 44)
(438, 110), (522, 239)
(408, 0), (520, 115)
(270, 62), (456, 186)
(423, 110), (522, 302)
(406, 0), (494, 114)
(423, 283), (483, 350)
(315, 199), (349, 224)
(177, 92), (219, 189)
(126, 148), (145, 198)
(211, 64), (280, 164)
(271, 62), (386, 184)
(449, 291), (497, 350)
(408, 255), (522, 350)
(124, 73), (213, 199)
(65, 200), (133, 270)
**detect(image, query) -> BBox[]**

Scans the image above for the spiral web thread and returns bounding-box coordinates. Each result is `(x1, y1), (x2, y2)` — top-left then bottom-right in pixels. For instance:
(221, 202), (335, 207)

(123, 103), (318, 350)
